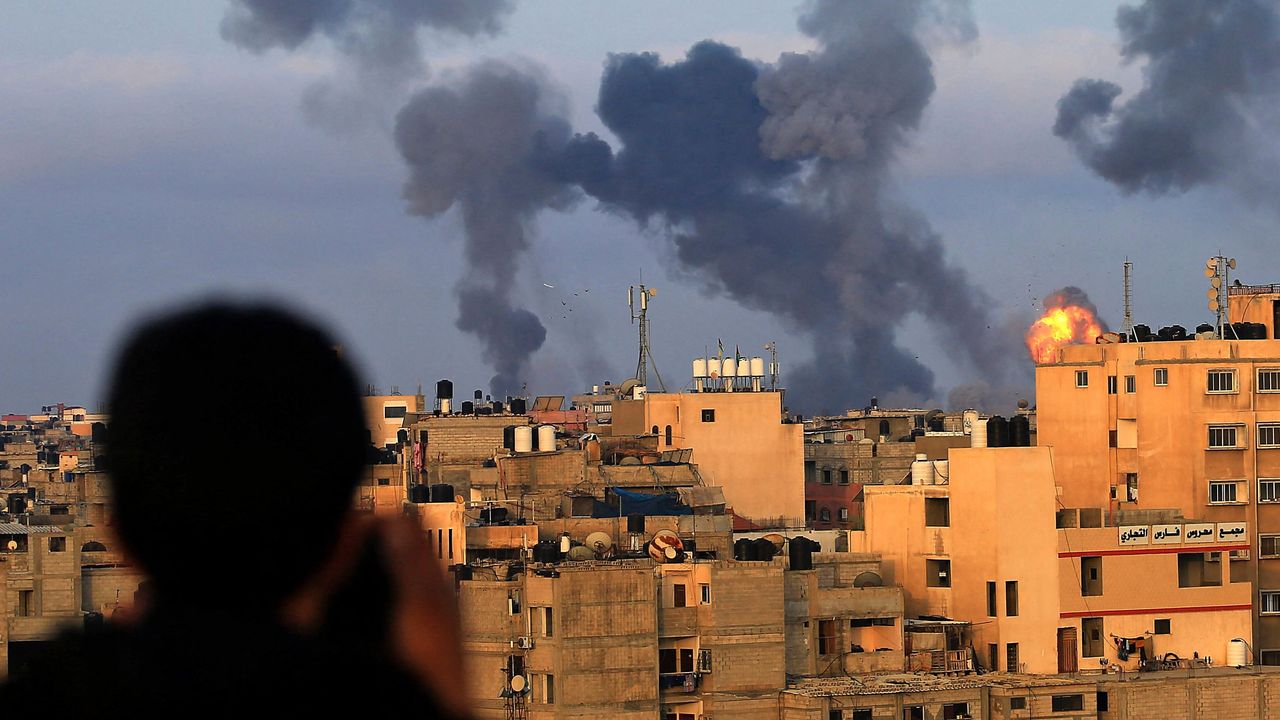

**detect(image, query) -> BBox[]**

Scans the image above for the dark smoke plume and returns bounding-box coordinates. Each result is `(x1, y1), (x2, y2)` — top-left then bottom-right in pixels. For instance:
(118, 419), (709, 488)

(546, 0), (1015, 410)
(1042, 286), (1107, 323)
(221, 0), (514, 127)
(1054, 0), (1280, 201)
(394, 62), (579, 395)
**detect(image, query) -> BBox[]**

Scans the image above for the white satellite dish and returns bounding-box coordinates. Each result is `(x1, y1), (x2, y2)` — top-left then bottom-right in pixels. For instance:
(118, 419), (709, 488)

(585, 531), (613, 554)
(6, 540), (17, 551)
(510, 675), (528, 693)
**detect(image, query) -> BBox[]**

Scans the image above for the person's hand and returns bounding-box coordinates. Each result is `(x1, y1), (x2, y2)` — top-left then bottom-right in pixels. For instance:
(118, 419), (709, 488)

(283, 513), (469, 718)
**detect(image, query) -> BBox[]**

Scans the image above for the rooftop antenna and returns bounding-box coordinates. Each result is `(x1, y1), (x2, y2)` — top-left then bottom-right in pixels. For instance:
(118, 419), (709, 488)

(765, 341), (779, 391)
(629, 282), (666, 392)
(1121, 260), (1135, 341)
(1206, 254), (1237, 337)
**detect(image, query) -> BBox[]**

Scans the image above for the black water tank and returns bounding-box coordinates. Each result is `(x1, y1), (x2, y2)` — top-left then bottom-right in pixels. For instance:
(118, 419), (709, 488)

(1010, 415), (1031, 447)
(986, 415), (1009, 448)
(533, 540), (559, 563)
(627, 514), (645, 534)
(436, 379), (453, 400)
(1169, 325), (1187, 340)
(1253, 322), (1269, 339)
(461, 401), (474, 414)
(1134, 324), (1152, 341)
(1196, 323), (1214, 335)
(481, 506), (509, 524)
(732, 538), (752, 561)
(492, 401), (504, 414)
(789, 536), (816, 571)
(474, 389), (483, 401)
(397, 429), (408, 445)
(452, 564), (473, 581)
(754, 537), (776, 561)
(510, 397), (527, 415)
(429, 483), (455, 503)
(503, 425), (517, 450)
(476, 407), (493, 416)
(409, 485), (430, 503)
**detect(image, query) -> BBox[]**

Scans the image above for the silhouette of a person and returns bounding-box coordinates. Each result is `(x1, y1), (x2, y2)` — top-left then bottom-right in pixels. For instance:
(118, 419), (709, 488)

(0, 302), (468, 716)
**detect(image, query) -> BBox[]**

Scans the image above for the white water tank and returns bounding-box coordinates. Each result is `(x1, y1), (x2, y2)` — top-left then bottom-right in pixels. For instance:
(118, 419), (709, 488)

(911, 454), (934, 485)
(750, 356), (765, 377)
(963, 409), (979, 435)
(737, 357), (751, 378)
(537, 425), (556, 452)
(970, 417), (988, 448)
(932, 460), (949, 484)
(693, 358), (707, 378)
(721, 357), (737, 378)
(440, 398), (451, 414)
(514, 426), (534, 453)
(1228, 638), (1249, 667)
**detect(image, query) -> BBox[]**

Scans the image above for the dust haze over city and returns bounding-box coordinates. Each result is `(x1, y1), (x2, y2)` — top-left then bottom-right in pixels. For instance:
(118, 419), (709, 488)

(10, 1), (1280, 715)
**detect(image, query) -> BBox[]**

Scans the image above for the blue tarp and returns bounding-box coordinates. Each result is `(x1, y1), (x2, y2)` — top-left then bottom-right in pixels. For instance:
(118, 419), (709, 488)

(591, 487), (692, 518)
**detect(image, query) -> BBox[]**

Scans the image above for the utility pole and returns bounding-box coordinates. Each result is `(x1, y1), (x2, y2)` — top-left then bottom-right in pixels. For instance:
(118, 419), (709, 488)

(1121, 260), (1135, 341)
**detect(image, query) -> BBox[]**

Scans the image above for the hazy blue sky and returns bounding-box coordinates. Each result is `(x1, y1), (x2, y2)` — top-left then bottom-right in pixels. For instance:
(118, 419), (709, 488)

(2, 1), (1276, 413)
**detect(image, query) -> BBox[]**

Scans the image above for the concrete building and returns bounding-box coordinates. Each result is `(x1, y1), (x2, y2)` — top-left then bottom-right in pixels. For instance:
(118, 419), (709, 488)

(613, 391), (804, 528)
(1035, 284), (1280, 661)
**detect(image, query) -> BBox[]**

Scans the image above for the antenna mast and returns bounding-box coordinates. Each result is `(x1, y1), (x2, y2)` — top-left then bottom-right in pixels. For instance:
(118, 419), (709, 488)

(1121, 260), (1134, 341)
(629, 283), (666, 392)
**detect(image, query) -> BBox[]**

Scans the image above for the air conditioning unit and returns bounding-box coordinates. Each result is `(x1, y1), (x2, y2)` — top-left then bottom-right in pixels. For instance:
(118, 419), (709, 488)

(1229, 549), (1250, 561)
(512, 636), (534, 650)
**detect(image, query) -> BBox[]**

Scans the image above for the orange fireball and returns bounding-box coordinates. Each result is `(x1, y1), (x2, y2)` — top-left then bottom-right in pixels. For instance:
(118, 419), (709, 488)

(1026, 306), (1104, 364)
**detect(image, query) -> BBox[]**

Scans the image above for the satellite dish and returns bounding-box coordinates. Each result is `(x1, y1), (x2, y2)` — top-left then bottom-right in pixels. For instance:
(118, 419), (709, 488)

(1228, 258), (1237, 269)
(853, 571), (883, 588)
(567, 545), (594, 561)
(648, 287), (657, 298)
(585, 531), (613, 554)
(618, 378), (641, 397)
(648, 530), (684, 562)
(6, 540), (16, 551)
(763, 533), (786, 551)
(510, 675), (527, 693)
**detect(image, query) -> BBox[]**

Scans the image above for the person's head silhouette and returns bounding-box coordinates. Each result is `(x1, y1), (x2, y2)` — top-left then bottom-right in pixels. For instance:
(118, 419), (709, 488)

(105, 302), (366, 611)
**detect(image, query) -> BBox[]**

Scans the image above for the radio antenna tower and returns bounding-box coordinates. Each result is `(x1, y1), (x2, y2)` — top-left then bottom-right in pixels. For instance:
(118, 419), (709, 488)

(1121, 260), (1135, 341)
(629, 283), (666, 391)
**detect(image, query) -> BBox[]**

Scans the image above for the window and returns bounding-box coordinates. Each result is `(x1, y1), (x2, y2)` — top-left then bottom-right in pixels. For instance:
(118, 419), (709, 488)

(1154, 367), (1168, 386)
(819, 507), (831, 522)
(926, 559), (951, 588)
(818, 619), (839, 655)
(1263, 591), (1280, 614)
(987, 582), (997, 617)
(839, 469), (849, 485)
(1107, 375), (1117, 394)
(1261, 649), (1280, 666)
(383, 405), (407, 418)
(535, 606), (554, 637)
(700, 409), (715, 423)
(1082, 617), (1104, 657)
(838, 508), (849, 521)
(1125, 375), (1136, 393)
(1006, 643), (1019, 672)
(1264, 535), (1280, 558)
(1154, 618), (1171, 635)
(1179, 552), (1223, 587)
(1009, 697), (1027, 710)
(699, 583), (711, 605)
(48, 536), (65, 552)
(673, 584), (687, 608)
(925, 497), (950, 527)
(988, 644), (998, 673)
(805, 501), (816, 521)
(1081, 556), (1103, 596)
(664, 425), (672, 446)
(1075, 370), (1088, 388)
(659, 648), (678, 674)
(903, 707), (924, 720)
(17, 589), (32, 617)
(1261, 480), (1280, 503)
(1208, 425), (1240, 449)
(1259, 369), (1280, 392)
(822, 469), (832, 485)
(1052, 695), (1084, 712)
(536, 673), (554, 704)
(1260, 424), (1280, 448)
(1109, 429), (1117, 448)
(1125, 473), (1139, 502)
(1207, 369), (1237, 393)
(942, 703), (970, 720)
(1005, 581), (1019, 617)
(1209, 480), (1240, 504)
(1097, 691), (1110, 712)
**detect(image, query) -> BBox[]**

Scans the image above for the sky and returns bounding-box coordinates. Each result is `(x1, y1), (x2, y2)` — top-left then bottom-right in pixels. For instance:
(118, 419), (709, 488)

(2, 1), (1277, 414)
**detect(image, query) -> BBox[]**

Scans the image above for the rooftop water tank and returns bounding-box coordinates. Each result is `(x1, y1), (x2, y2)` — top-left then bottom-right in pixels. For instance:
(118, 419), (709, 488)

(436, 379), (453, 400)
(693, 358), (707, 378)
(514, 426), (534, 453)
(911, 454), (934, 485)
(1010, 415), (1031, 447)
(510, 397), (527, 415)
(750, 356), (765, 378)
(987, 416), (1009, 448)
(737, 357), (751, 379)
(721, 357), (737, 378)
(537, 425), (556, 453)
(1228, 638), (1249, 667)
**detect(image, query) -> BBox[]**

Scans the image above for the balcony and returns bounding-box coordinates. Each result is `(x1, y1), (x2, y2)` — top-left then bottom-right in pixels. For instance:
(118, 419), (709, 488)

(659, 673), (701, 694)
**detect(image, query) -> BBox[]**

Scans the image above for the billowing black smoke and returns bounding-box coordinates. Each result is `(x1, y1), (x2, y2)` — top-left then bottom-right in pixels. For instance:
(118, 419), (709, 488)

(1054, 0), (1280, 200)
(395, 62), (581, 396)
(547, 0), (1014, 410)
(221, 0), (514, 126)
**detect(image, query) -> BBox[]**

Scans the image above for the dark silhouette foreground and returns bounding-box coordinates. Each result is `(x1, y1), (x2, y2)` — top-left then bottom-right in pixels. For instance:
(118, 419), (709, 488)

(0, 303), (466, 716)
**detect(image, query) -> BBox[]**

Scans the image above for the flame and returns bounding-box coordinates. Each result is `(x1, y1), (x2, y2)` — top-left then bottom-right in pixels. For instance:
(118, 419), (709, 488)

(1026, 305), (1104, 364)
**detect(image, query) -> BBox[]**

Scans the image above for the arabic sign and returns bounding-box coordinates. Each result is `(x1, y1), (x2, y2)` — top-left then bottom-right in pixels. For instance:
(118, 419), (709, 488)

(1118, 526), (1150, 546)
(1185, 523), (1215, 543)
(1217, 522), (1247, 542)
(1152, 524), (1183, 545)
